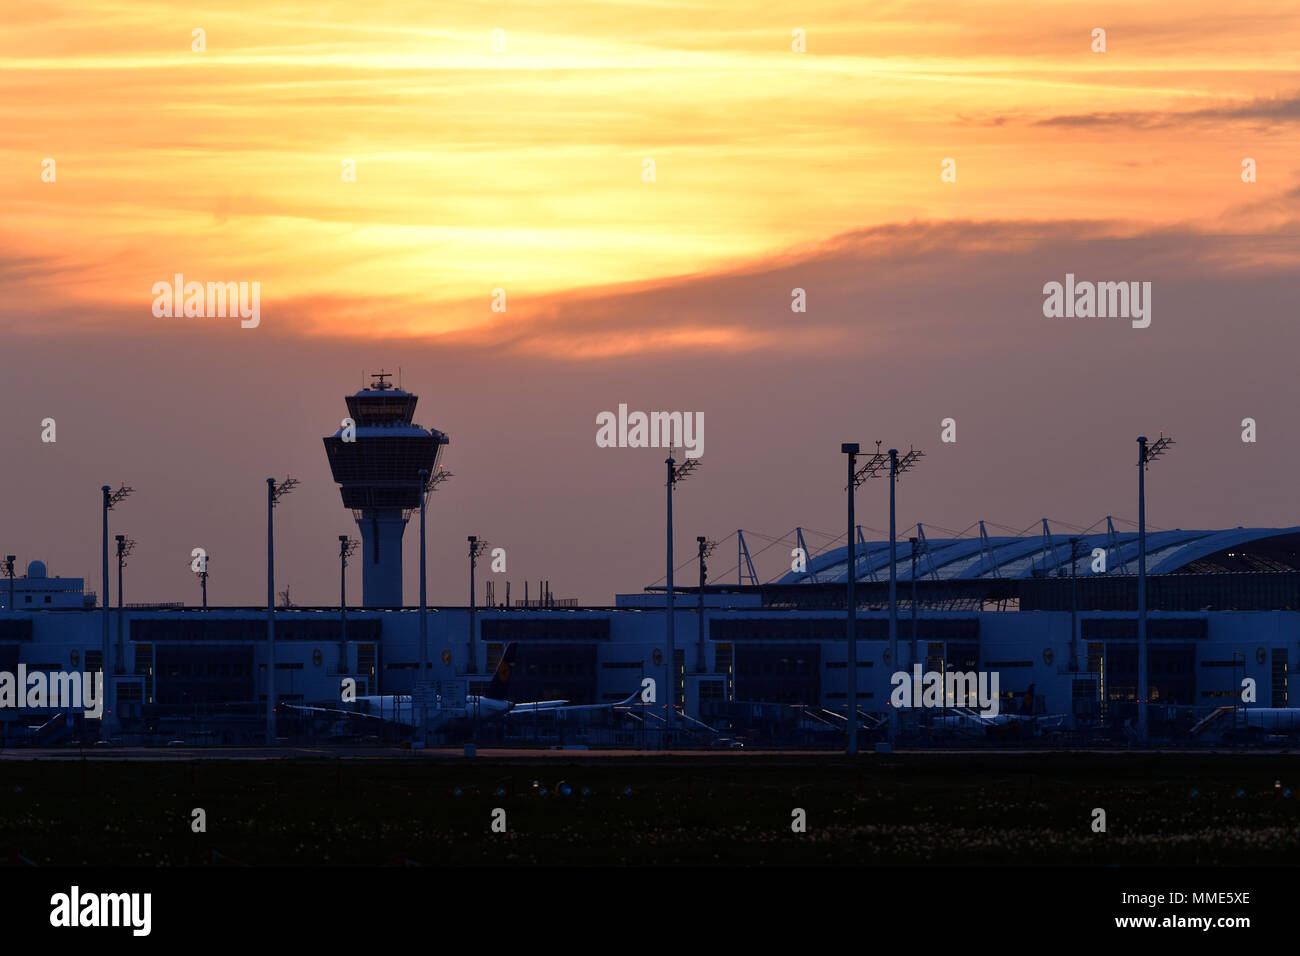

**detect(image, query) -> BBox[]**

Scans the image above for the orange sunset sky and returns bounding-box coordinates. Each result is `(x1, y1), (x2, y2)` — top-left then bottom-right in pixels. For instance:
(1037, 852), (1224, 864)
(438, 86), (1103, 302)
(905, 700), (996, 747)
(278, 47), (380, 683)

(1, 1), (1298, 604)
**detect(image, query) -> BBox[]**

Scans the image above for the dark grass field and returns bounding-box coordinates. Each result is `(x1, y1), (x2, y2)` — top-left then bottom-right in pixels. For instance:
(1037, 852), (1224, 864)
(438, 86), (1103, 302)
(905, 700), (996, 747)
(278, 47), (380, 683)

(1, 752), (1298, 865)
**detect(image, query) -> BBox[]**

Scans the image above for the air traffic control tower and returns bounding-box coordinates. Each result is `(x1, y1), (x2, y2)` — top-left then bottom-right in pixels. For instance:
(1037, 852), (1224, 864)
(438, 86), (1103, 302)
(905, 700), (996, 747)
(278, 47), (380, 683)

(324, 373), (450, 606)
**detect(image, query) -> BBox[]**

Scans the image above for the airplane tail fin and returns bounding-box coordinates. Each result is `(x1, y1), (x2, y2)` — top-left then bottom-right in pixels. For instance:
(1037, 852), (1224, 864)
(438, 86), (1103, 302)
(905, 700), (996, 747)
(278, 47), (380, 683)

(615, 688), (641, 706)
(484, 643), (519, 701)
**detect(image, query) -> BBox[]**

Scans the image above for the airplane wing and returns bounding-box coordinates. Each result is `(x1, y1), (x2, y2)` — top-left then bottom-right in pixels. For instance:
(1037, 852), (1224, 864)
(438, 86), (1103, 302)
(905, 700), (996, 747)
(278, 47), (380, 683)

(503, 689), (641, 718)
(280, 701), (407, 724)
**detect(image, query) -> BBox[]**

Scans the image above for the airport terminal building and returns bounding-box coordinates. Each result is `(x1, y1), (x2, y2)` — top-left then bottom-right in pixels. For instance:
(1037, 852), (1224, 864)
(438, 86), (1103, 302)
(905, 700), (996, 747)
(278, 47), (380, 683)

(0, 523), (1297, 744)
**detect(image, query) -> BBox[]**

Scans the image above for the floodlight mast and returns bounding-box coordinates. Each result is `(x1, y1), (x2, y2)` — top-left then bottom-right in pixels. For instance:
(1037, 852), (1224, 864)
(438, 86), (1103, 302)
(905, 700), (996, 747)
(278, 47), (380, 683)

(4, 556), (15, 611)
(909, 537), (919, 676)
(465, 534), (490, 746)
(851, 443), (924, 743)
(194, 553), (209, 610)
(1068, 537), (1080, 674)
(1137, 433), (1174, 742)
(408, 464), (451, 749)
(890, 449), (923, 740)
(266, 476), (299, 745)
(114, 534), (135, 682)
(101, 483), (133, 743)
(427, 465), (453, 493)
(665, 454), (701, 738)
(842, 443), (862, 755)
(339, 536), (358, 671)
(417, 469), (429, 748)
(468, 536), (489, 672)
(696, 537), (717, 673)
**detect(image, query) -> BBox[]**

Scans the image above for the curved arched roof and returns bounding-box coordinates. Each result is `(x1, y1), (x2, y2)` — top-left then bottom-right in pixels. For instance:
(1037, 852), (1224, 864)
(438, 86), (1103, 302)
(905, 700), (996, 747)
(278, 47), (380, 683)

(777, 526), (1300, 584)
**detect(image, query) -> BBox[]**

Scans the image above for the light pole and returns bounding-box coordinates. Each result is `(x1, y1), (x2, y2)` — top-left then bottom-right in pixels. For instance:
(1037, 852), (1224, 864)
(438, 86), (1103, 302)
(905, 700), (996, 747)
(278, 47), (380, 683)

(909, 536), (919, 671)
(412, 465), (452, 748)
(1137, 433), (1174, 742)
(339, 536), (357, 672)
(197, 554), (208, 610)
(665, 454), (701, 736)
(842, 443), (861, 755)
(417, 469), (429, 748)
(266, 476), (298, 745)
(114, 535), (134, 683)
(852, 444), (923, 743)
(1068, 536), (1079, 675)
(4, 556), (14, 610)
(888, 448), (922, 739)
(468, 536), (489, 672)
(696, 537), (716, 674)
(101, 483), (132, 742)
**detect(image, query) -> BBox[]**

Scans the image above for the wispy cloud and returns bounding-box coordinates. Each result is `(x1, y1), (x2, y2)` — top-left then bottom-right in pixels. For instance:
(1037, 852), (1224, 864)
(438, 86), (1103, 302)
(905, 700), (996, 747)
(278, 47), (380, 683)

(1031, 92), (1300, 129)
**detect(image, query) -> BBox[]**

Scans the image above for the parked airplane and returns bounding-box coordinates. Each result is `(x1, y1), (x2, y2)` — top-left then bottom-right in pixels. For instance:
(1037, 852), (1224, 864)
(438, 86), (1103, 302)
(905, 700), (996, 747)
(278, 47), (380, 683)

(1191, 705), (1300, 736)
(282, 643), (640, 731)
(927, 684), (1067, 737)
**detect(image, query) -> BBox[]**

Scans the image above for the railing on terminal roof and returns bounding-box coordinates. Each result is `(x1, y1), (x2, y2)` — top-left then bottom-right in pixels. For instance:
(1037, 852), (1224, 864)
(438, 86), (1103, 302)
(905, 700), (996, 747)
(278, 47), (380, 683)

(13, 580), (87, 591)
(513, 598), (580, 608)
